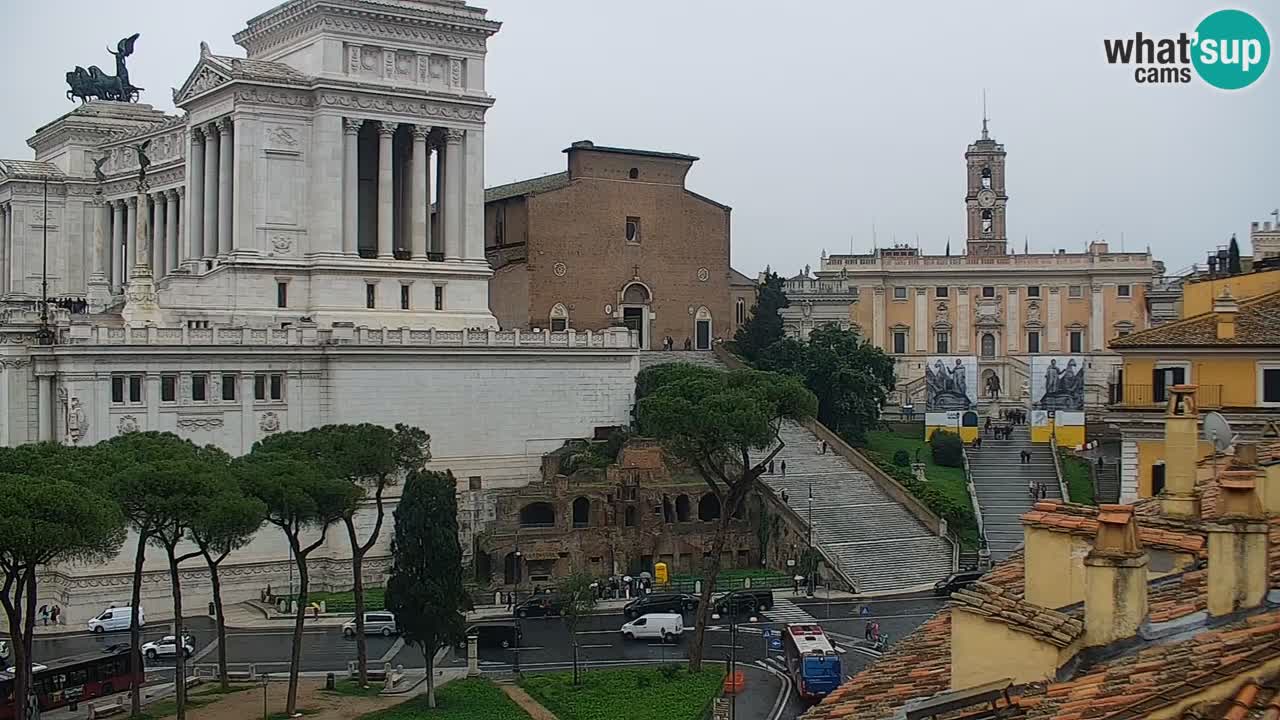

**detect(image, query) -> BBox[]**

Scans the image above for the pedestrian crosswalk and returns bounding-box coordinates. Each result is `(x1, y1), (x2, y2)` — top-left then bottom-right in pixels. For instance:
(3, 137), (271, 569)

(763, 598), (818, 625)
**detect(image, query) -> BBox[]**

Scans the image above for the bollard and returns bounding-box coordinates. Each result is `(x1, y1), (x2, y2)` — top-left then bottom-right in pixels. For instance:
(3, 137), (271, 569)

(208, 602), (215, 616)
(325, 673), (335, 691)
(319, 601), (326, 614)
(466, 635), (480, 677)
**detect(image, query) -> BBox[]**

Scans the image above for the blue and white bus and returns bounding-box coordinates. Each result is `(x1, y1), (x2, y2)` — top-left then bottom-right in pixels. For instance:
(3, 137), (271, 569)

(781, 623), (842, 701)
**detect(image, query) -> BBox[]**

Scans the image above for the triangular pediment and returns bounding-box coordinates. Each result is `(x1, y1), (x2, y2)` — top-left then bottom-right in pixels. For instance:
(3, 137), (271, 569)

(173, 60), (232, 106)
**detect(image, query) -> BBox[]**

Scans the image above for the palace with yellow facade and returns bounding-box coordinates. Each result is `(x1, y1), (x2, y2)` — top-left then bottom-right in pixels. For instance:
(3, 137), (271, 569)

(781, 123), (1162, 412)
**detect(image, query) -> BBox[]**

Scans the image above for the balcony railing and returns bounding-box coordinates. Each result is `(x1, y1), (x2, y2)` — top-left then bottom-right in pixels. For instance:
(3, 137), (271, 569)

(1109, 384), (1223, 409)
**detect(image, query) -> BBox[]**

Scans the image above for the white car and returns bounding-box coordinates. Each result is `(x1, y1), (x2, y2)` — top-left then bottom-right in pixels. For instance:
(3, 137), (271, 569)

(141, 635), (194, 660)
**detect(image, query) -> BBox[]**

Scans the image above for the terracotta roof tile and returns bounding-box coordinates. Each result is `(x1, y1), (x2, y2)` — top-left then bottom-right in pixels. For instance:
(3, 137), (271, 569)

(1020, 501), (1206, 556)
(951, 582), (1084, 648)
(1110, 290), (1280, 348)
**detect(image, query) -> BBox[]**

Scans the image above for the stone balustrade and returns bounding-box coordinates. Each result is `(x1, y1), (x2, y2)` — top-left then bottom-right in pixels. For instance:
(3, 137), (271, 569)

(820, 252), (1155, 272)
(56, 323), (638, 349)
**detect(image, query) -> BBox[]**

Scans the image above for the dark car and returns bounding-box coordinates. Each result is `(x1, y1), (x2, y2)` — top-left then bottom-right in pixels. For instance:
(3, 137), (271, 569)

(459, 622), (522, 650)
(934, 570), (985, 596)
(623, 593), (699, 619)
(712, 588), (774, 617)
(514, 595), (563, 618)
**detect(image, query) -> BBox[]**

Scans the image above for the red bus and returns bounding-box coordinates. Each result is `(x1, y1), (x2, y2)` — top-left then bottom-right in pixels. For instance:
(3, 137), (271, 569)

(1, 645), (138, 719)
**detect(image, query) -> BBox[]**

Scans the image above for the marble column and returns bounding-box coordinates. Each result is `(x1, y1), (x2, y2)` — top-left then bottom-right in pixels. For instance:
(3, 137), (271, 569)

(188, 128), (205, 264)
(217, 117), (233, 257)
(0, 203), (8, 296)
(151, 193), (166, 280)
(134, 191), (151, 273)
(442, 128), (465, 262)
(376, 122), (395, 259)
(91, 198), (108, 281)
(112, 200), (125, 288)
(165, 189), (180, 273)
(342, 118), (361, 256)
(203, 123), (219, 259)
(411, 125), (431, 260)
(37, 374), (53, 443)
(463, 128), (485, 262)
(125, 197), (137, 281)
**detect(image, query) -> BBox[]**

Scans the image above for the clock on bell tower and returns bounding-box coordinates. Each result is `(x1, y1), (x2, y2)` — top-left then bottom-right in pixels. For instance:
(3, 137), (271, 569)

(964, 117), (1008, 256)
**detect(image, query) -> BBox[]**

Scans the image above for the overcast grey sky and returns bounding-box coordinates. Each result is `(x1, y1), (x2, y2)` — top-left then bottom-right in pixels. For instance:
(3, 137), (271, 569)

(2, 1), (1276, 275)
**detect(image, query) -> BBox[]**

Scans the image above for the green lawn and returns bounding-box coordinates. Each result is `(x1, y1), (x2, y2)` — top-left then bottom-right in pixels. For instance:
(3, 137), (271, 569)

(862, 430), (979, 550)
(325, 679), (384, 697)
(1059, 451), (1097, 505)
(358, 679), (531, 720)
(520, 667), (723, 720)
(307, 587), (385, 614)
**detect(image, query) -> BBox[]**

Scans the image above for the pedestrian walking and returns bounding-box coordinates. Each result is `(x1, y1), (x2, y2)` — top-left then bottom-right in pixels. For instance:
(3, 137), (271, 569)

(780, 460), (787, 477)
(1028, 479), (1037, 499)
(769, 460), (775, 475)
(51, 606), (60, 625)
(1097, 456), (1105, 469)
(793, 576), (801, 595)
(40, 606), (49, 626)
(864, 621), (874, 641)
(821, 440), (828, 455)
(780, 489), (789, 504)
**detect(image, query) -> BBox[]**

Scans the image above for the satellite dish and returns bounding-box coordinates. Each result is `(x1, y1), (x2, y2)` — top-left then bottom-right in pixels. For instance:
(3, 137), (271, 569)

(1203, 411), (1237, 453)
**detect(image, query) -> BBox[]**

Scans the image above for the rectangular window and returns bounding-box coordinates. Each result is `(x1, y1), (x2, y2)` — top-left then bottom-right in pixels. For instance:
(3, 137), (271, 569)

(550, 317), (568, 332)
(192, 374), (207, 402)
(254, 374), (266, 401)
(893, 286), (907, 300)
(982, 286), (995, 298)
(128, 376), (142, 404)
(1151, 463), (1166, 495)
(276, 282), (288, 309)
(1027, 285), (1041, 298)
(935, 286), (948, 298)
(468, 476), (483, 491)
(221, 374), (237, 401)
(936, 332), (949, 354)
(111, 376), (125, 404)
(1260, 367), (1280, 406)
(161, 375), (176, 403)
(1028, 331), (1041, 353)
(434, 285), (444, 311)
(270, 374), (283, 401)
(625, 216), (641, 243)
(1069, 331), (1083, 353)
(1117, 284), (1131, 298)
(400, 285), (410, 310)
(365, 283), (376, 309)
(1069, 285), (1083, 298)
(893, 331), (907, 354)
(1152, 365), (1187, 404)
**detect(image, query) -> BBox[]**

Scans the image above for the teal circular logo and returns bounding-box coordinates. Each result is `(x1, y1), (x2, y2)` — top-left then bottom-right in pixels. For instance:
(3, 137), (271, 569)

(1193, 9), (1270, 89)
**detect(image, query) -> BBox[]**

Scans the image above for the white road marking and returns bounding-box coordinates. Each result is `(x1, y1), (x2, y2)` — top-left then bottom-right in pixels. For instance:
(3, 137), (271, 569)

(578, 644), (612, 650)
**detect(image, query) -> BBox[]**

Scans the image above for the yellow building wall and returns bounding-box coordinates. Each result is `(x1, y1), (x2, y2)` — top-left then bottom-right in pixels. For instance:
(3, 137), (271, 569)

(1023, 529), (1088, 610)
(1030, 422), (1085, 446)
(1135, 438), (1216, 498)
(925, 425), (978, 443)
(1121, 357), (1259, 408)
(1182, 269), (1280, 317)
(951, 610), (1072, 689)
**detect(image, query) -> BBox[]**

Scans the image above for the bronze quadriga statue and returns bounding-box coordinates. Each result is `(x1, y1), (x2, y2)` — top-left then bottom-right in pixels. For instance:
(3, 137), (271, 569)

(66, 34), (144, 103)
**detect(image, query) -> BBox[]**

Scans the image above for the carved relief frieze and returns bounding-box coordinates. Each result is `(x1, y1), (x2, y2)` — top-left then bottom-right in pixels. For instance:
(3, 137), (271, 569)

(233, 88), (314, 108)
(316, 93), (486, 122)
(117, 415), (140, 434)
(177, 415), (224, 431)
(265, 125), (299, 148)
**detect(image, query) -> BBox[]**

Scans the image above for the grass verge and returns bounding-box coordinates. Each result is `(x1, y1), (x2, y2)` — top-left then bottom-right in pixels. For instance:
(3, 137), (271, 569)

(1059, 451), (1097, 505)
(307, 587), (385, 614)
(520, 666), (724, 720)
(861, 430), (980, 551)
(358, 678), (531, 719)
(324, 679), (384, 697)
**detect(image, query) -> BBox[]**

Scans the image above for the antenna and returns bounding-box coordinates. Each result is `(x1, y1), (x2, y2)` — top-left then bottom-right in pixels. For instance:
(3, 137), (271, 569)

(872, 221), (877, 250)
(981, 89), (989, 140)
(1203, 411), (1238, 481)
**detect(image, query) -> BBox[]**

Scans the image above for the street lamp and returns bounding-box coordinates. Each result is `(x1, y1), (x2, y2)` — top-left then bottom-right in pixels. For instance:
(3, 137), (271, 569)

(34, 176), (54, 346)
(712, 599), (757, 720)
(807, 483), (815, 598)
(512, 530), (523, 677)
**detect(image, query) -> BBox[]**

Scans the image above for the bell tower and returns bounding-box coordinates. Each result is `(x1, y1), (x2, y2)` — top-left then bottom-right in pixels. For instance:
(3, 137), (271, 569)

(964, 113), (1008, 256)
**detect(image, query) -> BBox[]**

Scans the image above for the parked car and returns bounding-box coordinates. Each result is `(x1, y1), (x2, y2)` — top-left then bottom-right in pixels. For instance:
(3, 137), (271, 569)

(514, 596), (563, 618)
(622, 593), (699, 619)
(620, 613), (684, 643)
(712, 588), (774, 617)
(141, 635), (194, 660)
(459, 623), (522, 650)
(87, 606), (144, 633)
(933, 570), (985, 596)
(342, 612), (399, 638)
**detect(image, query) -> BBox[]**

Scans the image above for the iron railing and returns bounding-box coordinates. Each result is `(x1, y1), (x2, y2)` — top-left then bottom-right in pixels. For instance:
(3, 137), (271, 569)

(1109, 383), (1223, 408)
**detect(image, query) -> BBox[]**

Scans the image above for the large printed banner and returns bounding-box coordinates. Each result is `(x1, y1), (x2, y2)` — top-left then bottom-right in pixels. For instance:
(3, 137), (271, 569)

(1030, 355), (1086, 444)
(924, 356), (979, 441)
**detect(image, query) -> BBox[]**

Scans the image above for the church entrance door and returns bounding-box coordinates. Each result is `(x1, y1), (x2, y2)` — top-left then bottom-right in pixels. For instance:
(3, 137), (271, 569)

(623, 307), (645, 348)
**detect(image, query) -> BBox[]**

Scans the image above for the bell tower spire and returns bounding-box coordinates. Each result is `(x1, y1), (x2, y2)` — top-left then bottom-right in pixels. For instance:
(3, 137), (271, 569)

(981, 89), (989, 140)
(964, 98), (1008, 257)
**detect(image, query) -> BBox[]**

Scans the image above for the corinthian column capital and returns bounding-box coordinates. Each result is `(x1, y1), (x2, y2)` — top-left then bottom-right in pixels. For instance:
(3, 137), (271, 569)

(343, 118), (364, 135)
(444, 128), (465, 144)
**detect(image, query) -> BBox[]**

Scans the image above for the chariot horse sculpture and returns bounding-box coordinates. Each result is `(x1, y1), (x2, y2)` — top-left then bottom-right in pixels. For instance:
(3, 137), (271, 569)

(66, 34), (143, 103)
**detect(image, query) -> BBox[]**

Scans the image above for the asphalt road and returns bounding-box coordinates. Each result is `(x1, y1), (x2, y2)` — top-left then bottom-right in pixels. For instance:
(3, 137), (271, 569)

(23, 594), (945, 720)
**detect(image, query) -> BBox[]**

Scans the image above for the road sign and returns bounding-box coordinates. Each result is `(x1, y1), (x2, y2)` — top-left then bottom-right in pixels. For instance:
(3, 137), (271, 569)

(769, 637), (783, 651)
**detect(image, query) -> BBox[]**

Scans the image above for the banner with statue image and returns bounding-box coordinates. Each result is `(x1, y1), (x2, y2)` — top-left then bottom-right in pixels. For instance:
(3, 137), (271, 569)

(1030, 355), (1086, 445)
(924, 356), (979, 441)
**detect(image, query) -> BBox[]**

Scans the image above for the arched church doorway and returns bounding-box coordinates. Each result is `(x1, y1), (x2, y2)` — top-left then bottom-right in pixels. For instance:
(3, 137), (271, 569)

(695, 306), (713, 350)
(621, 283), (651, 349)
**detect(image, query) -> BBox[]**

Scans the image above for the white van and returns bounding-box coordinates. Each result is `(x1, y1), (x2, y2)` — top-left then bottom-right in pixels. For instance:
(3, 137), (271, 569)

(620, 613), (684, 643)
(87, 606), (144, 633)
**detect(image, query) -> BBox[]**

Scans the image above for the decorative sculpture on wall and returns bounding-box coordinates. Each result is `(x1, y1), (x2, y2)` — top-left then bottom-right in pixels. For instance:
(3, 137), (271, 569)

(131, 139), (151, 189)
(65, 397), (88, 444)
(118, 415), (140, 434)
(92, 155), (109, 184)
(66, 34), (143, 103)
(259, 412), (281, 433)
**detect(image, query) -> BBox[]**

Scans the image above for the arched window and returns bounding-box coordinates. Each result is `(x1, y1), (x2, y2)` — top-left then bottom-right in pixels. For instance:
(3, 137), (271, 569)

(675, 495), (691, 522)
(980, 209), (993, 235)
(735, 297), (746, 326)
(624, 506), (638, 527)
(572, 497), (590, 528)
(549, 303), (569, 332)
(981, 332), (996, 358)
(698, 494), (721, 522)
(519, 502), (556, 528)
(981, 166), (992, 189)
(623, 283), (650, 305)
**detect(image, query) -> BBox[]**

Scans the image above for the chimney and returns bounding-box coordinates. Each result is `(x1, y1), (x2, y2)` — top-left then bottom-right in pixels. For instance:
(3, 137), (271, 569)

(1084, 505), (1148, 647)
(1160, 385), (1201, 520)
(1206, 471), (1270, 616)
(1215, 288), (1239, 340)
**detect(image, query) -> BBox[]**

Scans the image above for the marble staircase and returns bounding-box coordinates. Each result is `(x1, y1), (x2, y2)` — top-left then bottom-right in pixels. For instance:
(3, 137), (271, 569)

(967, 424), (1061, 561)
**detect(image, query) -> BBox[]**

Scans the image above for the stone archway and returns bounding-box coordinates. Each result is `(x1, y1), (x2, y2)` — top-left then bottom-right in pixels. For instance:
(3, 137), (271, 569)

(621, 282), (652, 349)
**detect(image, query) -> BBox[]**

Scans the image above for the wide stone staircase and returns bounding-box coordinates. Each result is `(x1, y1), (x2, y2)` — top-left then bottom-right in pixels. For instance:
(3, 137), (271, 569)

(1094, 458), (1121, 504)
(639, 351), (955, 593)
(967, 424), (1062, 561)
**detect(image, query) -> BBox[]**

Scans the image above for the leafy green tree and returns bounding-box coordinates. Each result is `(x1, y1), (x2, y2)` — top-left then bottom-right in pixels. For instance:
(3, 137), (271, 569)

(558, 571), (597, 686)
(384, 470), (469, 709)
(256, 424), (430, 686)
(1228, 234), (1243, 274)
(733, 271), (788, 361)
(634, 364), (816, 671)
(239, 451), (361, 716)
(188, 471), (264, 690)
(0, 444), (125, 720)
(929, 429), (964, 468)
(758, 325), (896, 443)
